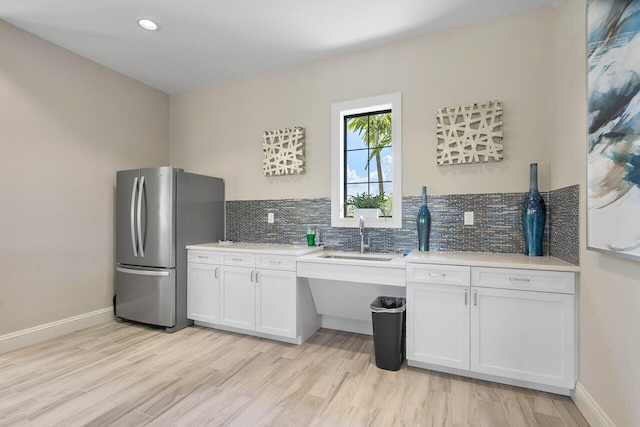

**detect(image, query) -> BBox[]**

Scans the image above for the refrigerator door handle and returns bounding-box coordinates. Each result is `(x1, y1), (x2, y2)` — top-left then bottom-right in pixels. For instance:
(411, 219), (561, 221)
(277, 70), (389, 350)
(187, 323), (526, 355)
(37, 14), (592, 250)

(130, 177), (139, 257)
(116, 267), (170, 277)
(137, 176), (145, 257)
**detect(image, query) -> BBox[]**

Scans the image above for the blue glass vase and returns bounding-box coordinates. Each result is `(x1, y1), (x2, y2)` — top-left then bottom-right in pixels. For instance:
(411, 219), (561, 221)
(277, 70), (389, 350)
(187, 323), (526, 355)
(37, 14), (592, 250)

(522, 164), (546, 256)
(417, 186), (431, 251)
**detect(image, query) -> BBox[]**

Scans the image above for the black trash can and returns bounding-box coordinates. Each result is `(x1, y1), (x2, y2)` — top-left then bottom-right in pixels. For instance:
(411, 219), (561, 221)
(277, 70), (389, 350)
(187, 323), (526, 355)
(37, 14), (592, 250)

(370, 296), (406, 371)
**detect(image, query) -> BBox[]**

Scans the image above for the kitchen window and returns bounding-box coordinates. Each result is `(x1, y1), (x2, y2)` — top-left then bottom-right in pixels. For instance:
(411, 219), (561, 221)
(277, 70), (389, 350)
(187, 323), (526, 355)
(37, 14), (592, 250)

(331, 93), (402, 228)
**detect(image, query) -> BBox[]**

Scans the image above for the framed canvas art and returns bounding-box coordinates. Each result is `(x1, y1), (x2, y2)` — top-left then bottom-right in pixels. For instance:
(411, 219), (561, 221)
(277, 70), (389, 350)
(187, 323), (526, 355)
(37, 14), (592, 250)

(588, 0), (640, 261)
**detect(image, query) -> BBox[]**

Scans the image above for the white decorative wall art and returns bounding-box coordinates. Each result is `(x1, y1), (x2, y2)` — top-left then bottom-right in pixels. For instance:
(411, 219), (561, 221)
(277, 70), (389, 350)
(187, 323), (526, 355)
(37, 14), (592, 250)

(262, 127), (306, 176)
(436, 101), (503, 165)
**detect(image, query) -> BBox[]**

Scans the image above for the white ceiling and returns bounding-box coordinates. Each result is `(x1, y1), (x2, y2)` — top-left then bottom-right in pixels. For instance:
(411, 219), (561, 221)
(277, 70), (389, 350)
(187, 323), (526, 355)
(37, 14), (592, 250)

(1, 0), (552, 94)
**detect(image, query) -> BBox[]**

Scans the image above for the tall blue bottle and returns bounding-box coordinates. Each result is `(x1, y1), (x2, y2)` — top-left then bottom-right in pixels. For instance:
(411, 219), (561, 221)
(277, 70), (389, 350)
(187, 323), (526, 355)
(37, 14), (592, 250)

(417, 186), (431, 251)
(522, 163), (546, 256)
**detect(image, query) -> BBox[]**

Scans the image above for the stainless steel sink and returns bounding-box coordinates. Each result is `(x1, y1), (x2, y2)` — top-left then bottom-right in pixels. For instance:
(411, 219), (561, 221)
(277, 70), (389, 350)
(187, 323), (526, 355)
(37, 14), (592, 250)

(320, 254), (393, 262)
(297, 251), (405, 286)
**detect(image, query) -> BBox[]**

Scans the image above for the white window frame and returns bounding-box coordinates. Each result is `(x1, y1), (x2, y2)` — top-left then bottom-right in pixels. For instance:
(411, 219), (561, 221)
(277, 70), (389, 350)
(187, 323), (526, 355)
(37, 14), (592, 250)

(331, 92), (402, 228)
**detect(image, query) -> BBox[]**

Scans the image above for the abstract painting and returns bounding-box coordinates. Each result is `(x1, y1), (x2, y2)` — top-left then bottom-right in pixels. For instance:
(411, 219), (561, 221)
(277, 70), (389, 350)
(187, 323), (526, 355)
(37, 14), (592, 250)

(588, 0), (640, 261)
(436, 101), (503, 165)
(262, 127), (305, 176)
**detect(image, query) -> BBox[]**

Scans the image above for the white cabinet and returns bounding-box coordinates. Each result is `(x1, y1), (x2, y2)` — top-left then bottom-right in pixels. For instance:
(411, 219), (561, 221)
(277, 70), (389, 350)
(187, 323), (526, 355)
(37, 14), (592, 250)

(219, 266), (297, 337)
(255, 269), (297, 338)
(219, 256), (298, 339)
(407, 281), (470, 370)
(187, 251), (220, 324)
(472, 267), (575, 294)
(220, 254), (296, 338)
(220, 266), (256, 330)
(220, 253), (298, 338)
(470, 286), (575, 388)
(406, 263), (470, 286)
(407, 263), (576, 393)
(187, 263), (220, 323)
(187, 248), (319, 344)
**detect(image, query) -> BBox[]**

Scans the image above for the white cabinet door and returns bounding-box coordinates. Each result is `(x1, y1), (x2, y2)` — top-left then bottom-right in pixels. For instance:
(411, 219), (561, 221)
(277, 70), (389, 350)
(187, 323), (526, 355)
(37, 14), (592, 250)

(220, 266), (256, 331)
(255, 269), (297, 338)
(187, 263), (220, 324)
(470, 287), (575, 388)
(407, 281), (470, 370)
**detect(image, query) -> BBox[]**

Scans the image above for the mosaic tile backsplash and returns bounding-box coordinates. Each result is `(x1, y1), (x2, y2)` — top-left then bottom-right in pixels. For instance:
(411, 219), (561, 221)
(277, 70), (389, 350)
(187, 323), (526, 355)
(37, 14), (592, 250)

(548, 185), (580, 265)
(226, 185), (579, 265)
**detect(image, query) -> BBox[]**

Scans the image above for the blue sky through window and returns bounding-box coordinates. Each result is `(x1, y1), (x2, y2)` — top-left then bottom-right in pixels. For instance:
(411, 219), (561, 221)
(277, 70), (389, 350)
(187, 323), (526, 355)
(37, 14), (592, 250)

(345, 129), (393, 188)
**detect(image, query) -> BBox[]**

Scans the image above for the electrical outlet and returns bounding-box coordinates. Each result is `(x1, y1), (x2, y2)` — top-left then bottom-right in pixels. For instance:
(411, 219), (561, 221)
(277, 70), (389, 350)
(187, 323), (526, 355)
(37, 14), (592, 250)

(464, 211), (474, 226)
(268, 212), (274, 224)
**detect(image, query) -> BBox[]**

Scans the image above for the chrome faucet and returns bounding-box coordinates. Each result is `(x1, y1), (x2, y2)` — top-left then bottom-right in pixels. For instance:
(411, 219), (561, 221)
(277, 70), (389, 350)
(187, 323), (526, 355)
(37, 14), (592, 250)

(359, 216), (370, 254)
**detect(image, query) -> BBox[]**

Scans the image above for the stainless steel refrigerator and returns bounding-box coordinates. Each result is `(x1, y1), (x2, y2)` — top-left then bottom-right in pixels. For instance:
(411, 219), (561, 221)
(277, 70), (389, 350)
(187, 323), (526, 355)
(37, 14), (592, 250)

(115, 166), (224, 332)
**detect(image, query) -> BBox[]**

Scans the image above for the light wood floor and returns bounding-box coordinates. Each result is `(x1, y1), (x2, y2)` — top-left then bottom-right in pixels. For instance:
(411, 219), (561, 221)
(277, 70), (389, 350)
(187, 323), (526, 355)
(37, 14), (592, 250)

(0, 321), (588, 427)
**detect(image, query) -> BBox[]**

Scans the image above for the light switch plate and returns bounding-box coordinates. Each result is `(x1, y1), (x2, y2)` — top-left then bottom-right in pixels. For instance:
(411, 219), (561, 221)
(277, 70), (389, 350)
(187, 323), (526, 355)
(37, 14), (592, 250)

(464, 211), (474, 226)
(268, 212), (274, 223)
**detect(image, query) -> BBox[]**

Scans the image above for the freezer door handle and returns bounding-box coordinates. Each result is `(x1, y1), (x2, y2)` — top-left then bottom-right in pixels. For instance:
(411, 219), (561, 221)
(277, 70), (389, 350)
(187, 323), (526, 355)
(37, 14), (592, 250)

(130, 177), (139, 257)
(137, 176), (145, 257)
(116, 267), (170, 277)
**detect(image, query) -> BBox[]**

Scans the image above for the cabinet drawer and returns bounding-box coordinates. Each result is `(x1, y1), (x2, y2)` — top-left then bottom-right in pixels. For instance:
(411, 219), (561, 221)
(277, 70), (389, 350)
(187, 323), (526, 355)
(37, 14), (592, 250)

(471, 267), (575, 294)
(188, 250), (220, 264)
(221, 252), (256, 268)
(256, 254), (296, 271)
(406, 264), (470, 287)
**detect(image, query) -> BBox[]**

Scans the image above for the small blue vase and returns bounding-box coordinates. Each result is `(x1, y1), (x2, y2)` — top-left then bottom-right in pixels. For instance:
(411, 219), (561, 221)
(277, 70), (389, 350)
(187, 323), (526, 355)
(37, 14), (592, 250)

(522, 164), (546, 256)
(417, 186), (431, 251)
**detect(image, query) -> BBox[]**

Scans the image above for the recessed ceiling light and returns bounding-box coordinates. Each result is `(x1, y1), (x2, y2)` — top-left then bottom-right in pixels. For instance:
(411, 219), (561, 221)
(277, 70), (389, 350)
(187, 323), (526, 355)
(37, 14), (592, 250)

(138, 19), (158, 31)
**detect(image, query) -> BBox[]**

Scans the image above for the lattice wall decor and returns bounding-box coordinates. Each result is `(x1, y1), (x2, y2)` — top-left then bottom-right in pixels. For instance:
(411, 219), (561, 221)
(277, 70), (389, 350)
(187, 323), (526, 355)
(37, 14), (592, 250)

(262, 127), (306, 176)
(436, 101), (503, 165)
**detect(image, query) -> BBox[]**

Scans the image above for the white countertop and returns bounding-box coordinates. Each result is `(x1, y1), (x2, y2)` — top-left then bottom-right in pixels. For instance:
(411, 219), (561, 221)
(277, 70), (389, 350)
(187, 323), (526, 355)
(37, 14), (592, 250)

(186, 242), (324, 256)
(188, 243), (580, 272)
(405, 250), (580, 272)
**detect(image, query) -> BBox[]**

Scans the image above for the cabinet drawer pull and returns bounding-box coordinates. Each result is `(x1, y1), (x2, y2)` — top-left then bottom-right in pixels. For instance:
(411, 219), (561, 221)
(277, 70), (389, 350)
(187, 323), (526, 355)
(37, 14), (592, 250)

(464, 289), (468, 306)
(509, 277), (531, 282)
(474, 290), (478, 306)
(251, 271), (255, 282)
(269, 260), (282, 264)
(256, 271), (260, 282)
(214, 267), (218, 279)
(231, 257), (243, 262)
(429, 272), (447, 278)
(198, 255), (207, 259)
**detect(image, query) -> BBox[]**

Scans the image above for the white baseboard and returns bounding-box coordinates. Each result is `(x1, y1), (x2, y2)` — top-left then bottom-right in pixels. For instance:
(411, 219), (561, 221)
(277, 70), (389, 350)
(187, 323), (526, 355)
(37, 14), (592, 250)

(0, 307), (114, 354)
(572, 381), (616, 427)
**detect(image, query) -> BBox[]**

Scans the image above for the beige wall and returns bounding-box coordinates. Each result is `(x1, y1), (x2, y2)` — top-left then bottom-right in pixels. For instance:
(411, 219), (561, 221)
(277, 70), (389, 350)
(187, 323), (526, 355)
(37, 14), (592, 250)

(0, 21), (170, 335)
(552, 1), (640, 426)
(170, 7), (554, 200)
